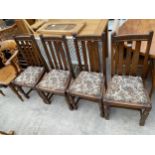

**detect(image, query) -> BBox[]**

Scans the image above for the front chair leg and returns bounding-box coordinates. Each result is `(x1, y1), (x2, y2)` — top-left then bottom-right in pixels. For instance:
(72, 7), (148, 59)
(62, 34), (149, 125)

(67, 94), (78, 110)
(99, 100), (104, 117)
(17, 86), (29, 99)
(9, 84), (24, 102)
(37, 90), (50, 104)
(139, 108), (151, 126)
(64, 93), (74, 110)
(104, 103), (110, 120)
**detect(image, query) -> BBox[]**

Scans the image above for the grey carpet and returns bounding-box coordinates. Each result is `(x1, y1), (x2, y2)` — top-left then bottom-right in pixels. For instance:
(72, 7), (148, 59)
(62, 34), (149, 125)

(1, 87), (155, 135)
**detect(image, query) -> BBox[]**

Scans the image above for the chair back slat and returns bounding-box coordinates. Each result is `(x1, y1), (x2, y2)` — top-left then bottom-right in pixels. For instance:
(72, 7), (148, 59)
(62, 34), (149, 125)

(53, 41), (63, 69)
(81, 41), (88, 70)
(117, 42), (124, 75)
(48, 41), (58, 68)
(58, 41), (68, 70)
(130, 41), (141, 75)
(111, 44), (119, 75)
(14, 35), (47, 69)
(43, 41), (54, 68)
(74, 38), (82, 71)
(111, 31), (153, 78)
(125, 44), (132, 75)
(40, 35), (74, 76)
(87, 41), (100, 72)
(73, 34), (106, 74)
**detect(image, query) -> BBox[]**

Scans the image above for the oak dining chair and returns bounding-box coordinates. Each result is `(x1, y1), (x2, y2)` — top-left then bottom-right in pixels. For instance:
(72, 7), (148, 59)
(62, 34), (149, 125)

(103, 31), (153, 126)
(13, 35), (48, 99)
(67, 33), (107, 117)
(36, 35), (74, 110)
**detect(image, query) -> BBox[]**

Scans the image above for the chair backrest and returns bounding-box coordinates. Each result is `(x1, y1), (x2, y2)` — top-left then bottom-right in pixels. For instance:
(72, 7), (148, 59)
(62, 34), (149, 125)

(14, 35), (48, 70)
(73, 33), (106, 75)
(111, 31), (153, 78)
(40, 35), (74, 76)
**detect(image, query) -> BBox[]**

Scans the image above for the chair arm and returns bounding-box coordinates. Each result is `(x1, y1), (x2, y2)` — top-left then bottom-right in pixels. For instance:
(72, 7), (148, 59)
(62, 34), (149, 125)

(5, 50), (18, 66)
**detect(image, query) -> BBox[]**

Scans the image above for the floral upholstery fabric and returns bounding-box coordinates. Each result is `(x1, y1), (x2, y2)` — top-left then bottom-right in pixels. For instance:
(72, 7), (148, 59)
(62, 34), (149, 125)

(14, 66), (44, 87)
(68, 71), (103, 97)
(37, 69), (70, 91)
(104, 75), (149, 104)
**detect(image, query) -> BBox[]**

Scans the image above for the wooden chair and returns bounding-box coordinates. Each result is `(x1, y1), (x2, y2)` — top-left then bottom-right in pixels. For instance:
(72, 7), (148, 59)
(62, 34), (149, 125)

(0, 40), (23, 101)
(36, 35), (74, 110)
(103, 31), (153, 126)
(13, 35), (48, 99)
(67, 34), (107, 117)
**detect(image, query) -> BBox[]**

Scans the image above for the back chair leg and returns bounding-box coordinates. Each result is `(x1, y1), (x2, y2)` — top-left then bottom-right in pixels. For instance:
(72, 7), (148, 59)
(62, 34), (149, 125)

(139, 107), (151, 126)
(9, 84), (24, 102)
(64, 93), (74, 110)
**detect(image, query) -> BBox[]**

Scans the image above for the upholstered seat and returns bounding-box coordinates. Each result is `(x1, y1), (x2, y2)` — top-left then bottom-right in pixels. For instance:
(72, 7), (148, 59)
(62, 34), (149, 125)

(105, 75), (149, 104)
(14, 66), (44, 87)
(37, 69), (70, 91)
(68, 71), (103, 97)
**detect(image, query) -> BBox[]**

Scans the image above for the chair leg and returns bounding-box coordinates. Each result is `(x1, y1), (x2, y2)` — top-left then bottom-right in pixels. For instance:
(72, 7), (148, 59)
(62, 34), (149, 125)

(0, 90), (5, 96)
(64, 93), (74, 110)
(99, 100), (104, 117)
(37, 90), (51, 104)
(17, 86), (29, 99)
(67, 94), (78, 110)
(9, 84), (24, 102)
(139, 108), (151, 126)
(104, 103), (110, 120)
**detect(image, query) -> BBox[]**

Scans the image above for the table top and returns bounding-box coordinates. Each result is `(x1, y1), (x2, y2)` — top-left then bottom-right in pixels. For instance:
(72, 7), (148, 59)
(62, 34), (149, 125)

(118, 19), (155, 58)
(37, 19), (108, 36)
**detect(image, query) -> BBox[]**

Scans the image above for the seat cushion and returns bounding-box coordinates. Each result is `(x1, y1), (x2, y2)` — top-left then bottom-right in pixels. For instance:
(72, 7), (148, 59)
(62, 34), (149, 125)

(68, 71), (103, 97)
(37, 69), (70, 91)
(14, 66), (44, 87)
(105, 75), (149, 104)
